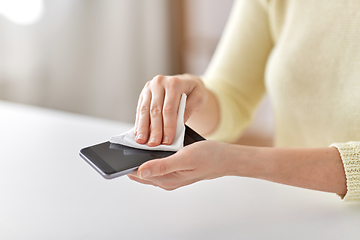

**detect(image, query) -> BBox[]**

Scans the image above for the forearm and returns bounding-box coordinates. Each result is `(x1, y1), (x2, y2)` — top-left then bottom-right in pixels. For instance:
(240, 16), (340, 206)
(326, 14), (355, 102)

(187, 88), (220, 136)
(227, 145), (347, 195)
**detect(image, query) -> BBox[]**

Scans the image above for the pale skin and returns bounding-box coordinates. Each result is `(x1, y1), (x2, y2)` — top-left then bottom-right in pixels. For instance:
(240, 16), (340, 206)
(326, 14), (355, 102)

(131, 74), (347, 196)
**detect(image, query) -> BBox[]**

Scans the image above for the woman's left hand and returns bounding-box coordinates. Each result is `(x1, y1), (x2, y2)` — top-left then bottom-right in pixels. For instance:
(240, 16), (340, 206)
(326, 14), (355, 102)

(127, 140), (232, 190)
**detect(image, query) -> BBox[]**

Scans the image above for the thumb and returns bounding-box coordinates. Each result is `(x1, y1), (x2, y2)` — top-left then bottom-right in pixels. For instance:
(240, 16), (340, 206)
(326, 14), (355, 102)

(183, 106), (193, 123)
(183, 91), (206, 123)
(137, 153), (190, 179)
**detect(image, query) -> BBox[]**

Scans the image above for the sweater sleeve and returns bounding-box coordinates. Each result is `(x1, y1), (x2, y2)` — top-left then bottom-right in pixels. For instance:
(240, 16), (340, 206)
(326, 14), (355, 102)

(201, 0), (273, 142)
(330, 142), (360, 201)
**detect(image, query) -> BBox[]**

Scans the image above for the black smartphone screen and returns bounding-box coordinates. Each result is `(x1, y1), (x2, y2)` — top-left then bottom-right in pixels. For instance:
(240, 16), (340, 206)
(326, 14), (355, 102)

(80, 125), (205, 178)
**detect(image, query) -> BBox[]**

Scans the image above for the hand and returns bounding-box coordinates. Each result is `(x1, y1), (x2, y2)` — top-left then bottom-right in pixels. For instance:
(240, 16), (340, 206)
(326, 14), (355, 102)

(128, 141), (347, 195)
(128, 140), (231, 190)
(134, 74), (207, 147)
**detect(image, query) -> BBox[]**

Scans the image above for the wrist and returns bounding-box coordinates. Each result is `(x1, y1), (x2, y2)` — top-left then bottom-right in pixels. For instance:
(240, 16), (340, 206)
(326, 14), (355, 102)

(225, 144), (269, 178)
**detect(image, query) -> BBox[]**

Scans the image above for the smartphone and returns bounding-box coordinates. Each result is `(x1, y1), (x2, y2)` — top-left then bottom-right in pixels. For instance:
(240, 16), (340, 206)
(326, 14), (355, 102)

(79, 125), (205, 179)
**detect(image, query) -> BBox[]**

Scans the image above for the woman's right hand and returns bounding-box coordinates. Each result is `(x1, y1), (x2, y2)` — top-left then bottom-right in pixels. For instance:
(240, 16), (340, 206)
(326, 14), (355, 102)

(134, 74), (208, 147)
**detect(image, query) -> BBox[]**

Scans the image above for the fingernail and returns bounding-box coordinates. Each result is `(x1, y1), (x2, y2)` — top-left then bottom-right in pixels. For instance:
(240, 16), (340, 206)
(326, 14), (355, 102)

(163, 136), (169, 144)
(149, 137), (156, 143)
(140, 169), (151, 179)
(136, 134), (144, 140)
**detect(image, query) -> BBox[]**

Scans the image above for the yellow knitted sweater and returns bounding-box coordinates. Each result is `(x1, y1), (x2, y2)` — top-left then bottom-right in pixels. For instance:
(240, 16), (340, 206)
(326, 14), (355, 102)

(202, 0), (360, 201)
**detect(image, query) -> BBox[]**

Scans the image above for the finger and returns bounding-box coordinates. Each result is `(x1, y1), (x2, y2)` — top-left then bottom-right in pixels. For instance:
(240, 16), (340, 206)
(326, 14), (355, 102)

(136, 91), (151, 144)
(147, 88), (165, 147)
(154, 173), (201, 191)
(162, 91), (181, 145)
(129, 172), (183, 191)
(135, 96), (143, 135)
(127, 174), (158, 187)
(137, 152), (193, 179)
(183, 91), (204, 122)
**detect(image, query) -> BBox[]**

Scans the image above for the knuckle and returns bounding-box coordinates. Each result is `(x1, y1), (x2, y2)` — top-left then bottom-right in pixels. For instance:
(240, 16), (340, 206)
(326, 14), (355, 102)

(144, 81), (151, 89)
(140, 105), (149, 114)
(150, 106), (162, 117)
(152, 75), (164, 85)
(163, 104), (176, 115)
(167, 76), (181, 89)
(163, 124), (176, 133)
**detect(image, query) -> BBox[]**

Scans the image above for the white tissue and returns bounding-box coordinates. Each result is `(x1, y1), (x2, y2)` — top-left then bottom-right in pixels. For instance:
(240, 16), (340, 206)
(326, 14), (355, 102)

(110, 93), (187, 151)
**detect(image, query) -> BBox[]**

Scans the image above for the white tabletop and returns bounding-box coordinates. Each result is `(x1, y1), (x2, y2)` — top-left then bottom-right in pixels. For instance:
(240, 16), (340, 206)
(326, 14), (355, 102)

(1, 101), (359, 240)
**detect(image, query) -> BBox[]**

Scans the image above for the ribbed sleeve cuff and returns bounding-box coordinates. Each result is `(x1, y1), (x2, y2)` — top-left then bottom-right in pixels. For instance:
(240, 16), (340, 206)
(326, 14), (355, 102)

(330, 142), (360, 202)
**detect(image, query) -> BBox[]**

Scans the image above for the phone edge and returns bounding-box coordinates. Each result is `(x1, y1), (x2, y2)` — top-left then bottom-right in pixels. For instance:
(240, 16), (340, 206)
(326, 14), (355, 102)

(79, 151), (138, 179)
